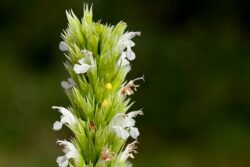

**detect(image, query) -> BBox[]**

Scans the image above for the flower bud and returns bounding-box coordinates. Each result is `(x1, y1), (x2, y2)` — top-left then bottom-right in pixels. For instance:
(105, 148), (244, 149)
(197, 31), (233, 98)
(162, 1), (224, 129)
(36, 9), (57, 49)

(105, 83), (113, 90)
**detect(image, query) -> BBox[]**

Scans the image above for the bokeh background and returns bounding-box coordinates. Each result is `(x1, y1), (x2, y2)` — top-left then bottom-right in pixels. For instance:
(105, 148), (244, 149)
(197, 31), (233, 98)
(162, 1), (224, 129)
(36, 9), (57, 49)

(1, 0), (250, 166)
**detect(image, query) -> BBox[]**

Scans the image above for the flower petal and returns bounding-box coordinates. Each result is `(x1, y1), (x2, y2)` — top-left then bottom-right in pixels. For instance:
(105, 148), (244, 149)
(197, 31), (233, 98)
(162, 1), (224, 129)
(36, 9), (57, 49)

(73, 64), (91, 74)
(119, 52), (130, 67)
(127, 110), (144, 118)
(61, 81), (71, 89)
(59, 41), (68, 52)
(129, 127), (139, 139)
(56, 155), (69, 167)
(123, 39), (135, 48)
(61, 78), (76, 89)
(126, 47), (136, 61)
(113, 126), (130, 139)
(123, 117), (136, 127)
(52, 106), (76, 130)
(57, 140), (79, 163)
(53, 121), (63, 131)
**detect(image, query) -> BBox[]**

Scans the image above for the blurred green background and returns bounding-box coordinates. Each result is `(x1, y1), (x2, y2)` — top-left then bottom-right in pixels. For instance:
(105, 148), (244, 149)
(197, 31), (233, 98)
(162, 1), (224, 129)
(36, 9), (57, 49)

(1, 0), (250, 166)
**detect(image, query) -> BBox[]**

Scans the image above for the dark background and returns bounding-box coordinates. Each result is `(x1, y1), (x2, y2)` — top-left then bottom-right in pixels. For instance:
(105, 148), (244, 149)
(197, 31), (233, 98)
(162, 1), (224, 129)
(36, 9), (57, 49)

(1, 0), (250, 166)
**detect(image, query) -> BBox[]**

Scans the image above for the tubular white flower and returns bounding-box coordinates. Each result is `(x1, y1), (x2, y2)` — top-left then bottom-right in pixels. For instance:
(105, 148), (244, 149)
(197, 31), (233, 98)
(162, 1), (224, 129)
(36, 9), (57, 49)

(61, 78), (76, 89)
(117, 31), (140, 66)
(113, 125), (130, 139)
(59, 41), (69, 52)
(118, 52), (130, 67)
(109, 110), (143, 139)
(73, 49), (94, 74)
(126, 47), (135, 61)
(56, 140), (79, 167)
(129, 127), (139, 139)
(118, 32), (141, 51)
(120, 141), (138, 161)
(52, 106), (77, 131)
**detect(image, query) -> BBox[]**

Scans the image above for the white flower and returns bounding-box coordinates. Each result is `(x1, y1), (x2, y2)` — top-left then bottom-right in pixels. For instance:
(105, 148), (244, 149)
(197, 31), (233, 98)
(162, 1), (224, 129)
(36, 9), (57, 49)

(112, 126), (130, 139)
(129, 127), (140, 139)
(120, 141), (138, 161)
(117, 32), (140, 67)
(61, 78), (76, 90)
(109, 110), (143, 139)
(118, 32), (141, 51)
(73, 49), (94, 74)
(125, 47), (135, 61)
(118, 52), (130, 67)
(52, 106), (77, 131)
(56, 140), (79, 167)
(59, 41), (69, 52)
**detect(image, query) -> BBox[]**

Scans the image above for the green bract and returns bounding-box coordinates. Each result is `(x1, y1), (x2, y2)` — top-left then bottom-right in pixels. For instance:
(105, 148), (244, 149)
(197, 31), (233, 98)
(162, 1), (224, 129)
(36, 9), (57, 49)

(53, 5), (143, 167)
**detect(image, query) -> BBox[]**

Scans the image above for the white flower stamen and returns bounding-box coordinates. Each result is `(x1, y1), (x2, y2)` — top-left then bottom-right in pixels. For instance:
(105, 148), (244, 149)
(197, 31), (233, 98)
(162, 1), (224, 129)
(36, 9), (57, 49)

(120, 141), (138, 161)
(121, 75), (145, 95)
(56, 140), (79, 167)
(52, 106), (77, 131)
(109, 110), (143, 139)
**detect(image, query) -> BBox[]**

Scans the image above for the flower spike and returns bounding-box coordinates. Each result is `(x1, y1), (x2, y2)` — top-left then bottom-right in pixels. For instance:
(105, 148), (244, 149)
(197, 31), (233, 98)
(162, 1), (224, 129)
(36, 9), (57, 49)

(52, 5), (143, 167)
